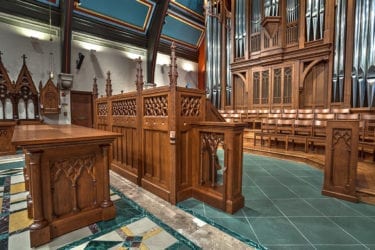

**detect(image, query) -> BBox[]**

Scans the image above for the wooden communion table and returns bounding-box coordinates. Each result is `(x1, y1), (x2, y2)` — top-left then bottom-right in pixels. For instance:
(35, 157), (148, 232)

(12, 124), (119, 247)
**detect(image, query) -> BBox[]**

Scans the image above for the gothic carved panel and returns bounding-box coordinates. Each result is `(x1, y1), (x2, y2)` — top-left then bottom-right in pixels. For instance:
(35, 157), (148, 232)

(144, 95), (168, 116)
(112, 99), (136, 116)
(0, 122), (16, 155)
(15, 56), (39, 120)
(181, 95), (201, 117)
(97, 102), (108, 116)
(51, 154), (97, 217)
(200, 132), (225, 187)
(39, 79), (60, 114)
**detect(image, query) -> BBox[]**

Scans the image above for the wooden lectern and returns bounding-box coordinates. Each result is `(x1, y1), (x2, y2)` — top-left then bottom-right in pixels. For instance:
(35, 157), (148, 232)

(322, 120), (359, 202)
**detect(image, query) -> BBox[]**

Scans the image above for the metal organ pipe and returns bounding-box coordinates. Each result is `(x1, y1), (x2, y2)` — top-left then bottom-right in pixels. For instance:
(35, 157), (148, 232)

(235, 1), (239, 57)
(338, 0), (346, 102)
(205, 1), (212, 100)
(350, 0), (375, 108)
(359, 0), (369, 107)
(226, 17), (232, 106)
(332, 0), (346, 103)
(306, 0), (312, 41)
(217, 9), (222, 108)
(205, 1), (223, 108)
(352, 0), (361, 107)
(366, 0), (375, 107)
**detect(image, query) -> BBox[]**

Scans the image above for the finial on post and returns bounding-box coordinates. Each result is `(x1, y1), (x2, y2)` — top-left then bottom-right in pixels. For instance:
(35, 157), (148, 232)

(135, 57), (144, 91)
(92, 76), (98, 99)
(168, 42), (178, 87)
(105, 71), (112, 97)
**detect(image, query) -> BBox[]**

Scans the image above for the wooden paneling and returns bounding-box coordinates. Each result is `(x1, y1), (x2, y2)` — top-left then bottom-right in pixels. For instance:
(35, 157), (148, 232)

(0, 121), (16, 155)
(71, 91), (93, 128)
(302, 62), (328, 108)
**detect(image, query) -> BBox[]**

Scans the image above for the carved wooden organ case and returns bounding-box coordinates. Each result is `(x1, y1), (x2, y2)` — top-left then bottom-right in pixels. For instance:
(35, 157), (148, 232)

(205, 0), (375, 110)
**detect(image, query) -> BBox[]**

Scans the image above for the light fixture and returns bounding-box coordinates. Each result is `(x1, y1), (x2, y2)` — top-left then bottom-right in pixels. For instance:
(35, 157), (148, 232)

(48, 4), (54, 79)
(182, 62), (194, 72)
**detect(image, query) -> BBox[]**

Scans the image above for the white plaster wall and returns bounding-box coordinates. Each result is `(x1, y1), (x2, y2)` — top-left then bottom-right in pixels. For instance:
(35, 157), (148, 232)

(71, 41), (147, 96)
(0, 21), (61, 87)
(154, 52), (198, 88)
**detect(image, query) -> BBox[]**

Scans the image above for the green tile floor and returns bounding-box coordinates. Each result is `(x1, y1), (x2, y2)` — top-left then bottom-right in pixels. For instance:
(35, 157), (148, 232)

(178, 154), (375, 250)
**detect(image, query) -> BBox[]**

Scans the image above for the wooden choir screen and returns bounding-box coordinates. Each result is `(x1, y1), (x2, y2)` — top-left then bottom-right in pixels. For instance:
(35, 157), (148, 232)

(93, 44), (245, 213)
(94, 85), (246, 213)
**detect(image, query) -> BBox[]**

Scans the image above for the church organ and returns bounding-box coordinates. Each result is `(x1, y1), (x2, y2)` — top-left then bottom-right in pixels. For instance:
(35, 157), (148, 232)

(205, 0), (375, 110)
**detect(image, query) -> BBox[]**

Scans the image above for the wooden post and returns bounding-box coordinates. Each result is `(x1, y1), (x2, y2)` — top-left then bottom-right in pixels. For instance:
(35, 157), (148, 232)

(105, 71), (112, 97)
(92, 77), (98, 100)
(136, 57), (143, 185)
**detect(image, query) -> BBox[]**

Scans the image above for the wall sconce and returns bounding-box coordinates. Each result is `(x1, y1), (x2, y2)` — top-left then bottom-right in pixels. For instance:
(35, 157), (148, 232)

(76, 52), (85, 70)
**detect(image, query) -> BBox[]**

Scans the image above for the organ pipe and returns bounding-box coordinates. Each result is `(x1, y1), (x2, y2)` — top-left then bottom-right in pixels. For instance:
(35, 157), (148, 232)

(205, 1), (223, 108)
(332, 0), (346, 103)
(350, 0), (375, 108)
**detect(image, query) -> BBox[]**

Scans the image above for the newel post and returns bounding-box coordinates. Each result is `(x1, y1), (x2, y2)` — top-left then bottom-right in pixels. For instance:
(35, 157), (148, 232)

(168, 42), (178, 204)
(135, 57), (144, 185)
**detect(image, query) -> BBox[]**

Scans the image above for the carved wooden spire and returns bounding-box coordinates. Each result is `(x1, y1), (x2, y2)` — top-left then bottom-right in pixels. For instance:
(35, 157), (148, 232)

(168, 42), (178, 87)
(105, 71), (112, 97)
(135, 57), (144, 91)
(92, 76), (98, 99)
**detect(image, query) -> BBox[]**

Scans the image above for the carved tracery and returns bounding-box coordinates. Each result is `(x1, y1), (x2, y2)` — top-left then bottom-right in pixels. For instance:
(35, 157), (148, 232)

(144, 95), (168, 116)
(200, 132), (225, 187)
(181, 95), (201, 117)
(112, 99), (136, 116)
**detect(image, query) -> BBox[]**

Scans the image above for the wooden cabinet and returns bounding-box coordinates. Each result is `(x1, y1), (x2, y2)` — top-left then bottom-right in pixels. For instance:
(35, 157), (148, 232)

(39, 79), (60, 115)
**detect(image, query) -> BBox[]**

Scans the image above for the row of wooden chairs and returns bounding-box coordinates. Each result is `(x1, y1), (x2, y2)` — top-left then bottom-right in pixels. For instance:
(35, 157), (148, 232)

(219, 108), (351, 128)
(253, 113), (375, 161)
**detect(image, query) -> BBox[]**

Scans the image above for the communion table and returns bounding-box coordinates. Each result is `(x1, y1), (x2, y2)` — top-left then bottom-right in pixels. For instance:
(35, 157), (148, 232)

(12, 124), (119, 247)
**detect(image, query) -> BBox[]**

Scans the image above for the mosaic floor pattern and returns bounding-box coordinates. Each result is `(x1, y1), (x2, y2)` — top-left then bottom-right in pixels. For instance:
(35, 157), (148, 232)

(0, 165), (200, 250)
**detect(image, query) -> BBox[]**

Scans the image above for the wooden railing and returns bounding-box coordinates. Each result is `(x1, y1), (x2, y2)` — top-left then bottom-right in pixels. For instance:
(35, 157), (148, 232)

(93, 45), (246, 213)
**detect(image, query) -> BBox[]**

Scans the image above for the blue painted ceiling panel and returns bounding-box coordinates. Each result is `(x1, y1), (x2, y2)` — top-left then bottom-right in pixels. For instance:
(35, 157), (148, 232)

(36, 0), (60, 7)
(77, 0), (153, 32)
(162, 13), (204, 48)
(172, 0), (204, 17)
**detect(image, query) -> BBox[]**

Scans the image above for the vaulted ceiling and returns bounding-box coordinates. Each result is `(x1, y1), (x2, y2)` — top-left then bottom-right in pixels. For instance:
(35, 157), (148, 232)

(0, 0), (205, 61)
